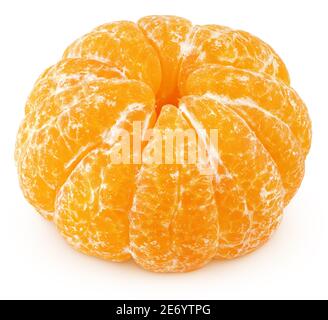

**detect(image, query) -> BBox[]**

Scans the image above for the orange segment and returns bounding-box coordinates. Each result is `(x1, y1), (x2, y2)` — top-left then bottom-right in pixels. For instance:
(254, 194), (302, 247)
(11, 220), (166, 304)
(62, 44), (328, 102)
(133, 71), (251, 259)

(183, 64), (312, 156)
(211, 96), (304, 204)
(180, 96), (285, 258)
(138, 15), (192, 106)
(130, 105), (218, 272)
(25, 58), (126, 115)
(15, 59), (125, 163)
(211, 175), (251, 258)
(55, 147), (136, 262)
(63, 21), (162, 94)
(178, 25), (290, 93)
(16, 78), (155, 217)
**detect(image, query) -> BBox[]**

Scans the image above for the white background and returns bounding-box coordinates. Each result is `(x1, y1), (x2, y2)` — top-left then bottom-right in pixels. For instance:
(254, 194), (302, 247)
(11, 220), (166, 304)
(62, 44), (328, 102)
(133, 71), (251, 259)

(0, 0), (327, 300)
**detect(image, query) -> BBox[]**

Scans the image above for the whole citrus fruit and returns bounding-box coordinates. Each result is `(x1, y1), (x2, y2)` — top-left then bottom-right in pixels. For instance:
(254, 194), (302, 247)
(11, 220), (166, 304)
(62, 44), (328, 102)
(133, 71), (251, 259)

(16, 16), (311, 272)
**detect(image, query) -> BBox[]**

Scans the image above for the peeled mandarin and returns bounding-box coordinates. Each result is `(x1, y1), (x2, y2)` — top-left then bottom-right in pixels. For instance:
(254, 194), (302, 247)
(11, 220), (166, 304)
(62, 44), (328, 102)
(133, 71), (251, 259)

(16, 16), (311, 272)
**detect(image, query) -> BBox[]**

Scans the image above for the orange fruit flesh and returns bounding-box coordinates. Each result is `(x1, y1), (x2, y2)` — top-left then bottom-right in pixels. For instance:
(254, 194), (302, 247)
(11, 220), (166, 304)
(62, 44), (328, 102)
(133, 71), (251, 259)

(17, 61), (155, 216)
(180, 96), (285, 258)
(138, 16), (192, 107)
(55, 147), (136, 262)
(15, 16), (312, 272)
(182, 65), (311, 156)
(15, 59), (126, 164)
(182, 65), (311, 204)
(63, 21), (162, 95)
(130, 105), (219, 272)
(178, 24), (291, 98)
